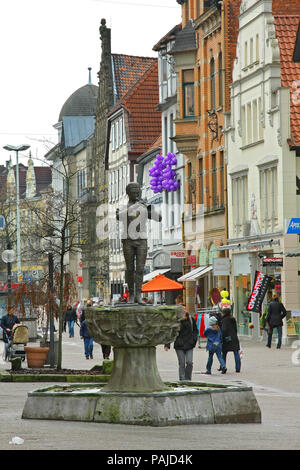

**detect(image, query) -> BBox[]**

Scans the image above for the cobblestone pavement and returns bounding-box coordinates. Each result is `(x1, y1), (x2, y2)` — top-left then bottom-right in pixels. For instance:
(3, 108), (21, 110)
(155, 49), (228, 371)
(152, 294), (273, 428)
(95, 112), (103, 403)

(0, 325), (300, 451)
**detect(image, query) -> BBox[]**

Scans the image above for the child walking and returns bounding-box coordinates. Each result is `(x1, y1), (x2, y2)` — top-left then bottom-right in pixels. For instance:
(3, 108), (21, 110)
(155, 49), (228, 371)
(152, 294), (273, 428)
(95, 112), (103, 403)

(203, 316), (227, 374)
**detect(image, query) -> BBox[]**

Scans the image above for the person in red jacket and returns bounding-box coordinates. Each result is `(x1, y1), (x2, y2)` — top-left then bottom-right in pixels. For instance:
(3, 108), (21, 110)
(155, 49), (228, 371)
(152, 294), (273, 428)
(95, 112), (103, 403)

(123, 288), (129, 303)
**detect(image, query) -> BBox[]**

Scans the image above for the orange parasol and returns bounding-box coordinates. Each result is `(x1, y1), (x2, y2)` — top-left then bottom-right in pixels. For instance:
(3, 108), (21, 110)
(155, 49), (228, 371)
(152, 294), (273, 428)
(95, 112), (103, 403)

(142, 274), (184, 292)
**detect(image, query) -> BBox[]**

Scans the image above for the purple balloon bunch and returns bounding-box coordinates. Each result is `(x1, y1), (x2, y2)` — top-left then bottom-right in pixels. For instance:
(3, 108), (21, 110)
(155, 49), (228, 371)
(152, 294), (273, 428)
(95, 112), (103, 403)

(149, 153), (180, 193)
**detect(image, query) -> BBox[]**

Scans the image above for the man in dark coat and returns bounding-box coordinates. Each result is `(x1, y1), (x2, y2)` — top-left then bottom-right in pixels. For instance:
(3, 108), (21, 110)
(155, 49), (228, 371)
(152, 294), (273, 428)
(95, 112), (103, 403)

(64, 305), (78, 338)
(220, 307), (241, 373)
(0, 307), (20, 341)
(164, 312), (198, 381)
(266, 294), (286, 349)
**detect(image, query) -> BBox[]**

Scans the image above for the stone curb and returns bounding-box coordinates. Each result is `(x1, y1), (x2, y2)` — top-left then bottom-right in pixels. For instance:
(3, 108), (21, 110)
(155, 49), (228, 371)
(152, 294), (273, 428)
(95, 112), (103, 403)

(0, 372), (110, 383)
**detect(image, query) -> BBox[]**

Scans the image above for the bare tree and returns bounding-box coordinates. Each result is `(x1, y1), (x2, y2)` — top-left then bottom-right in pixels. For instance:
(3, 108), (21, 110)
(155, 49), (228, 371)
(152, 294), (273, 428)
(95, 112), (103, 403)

(24, 150), (91, 369)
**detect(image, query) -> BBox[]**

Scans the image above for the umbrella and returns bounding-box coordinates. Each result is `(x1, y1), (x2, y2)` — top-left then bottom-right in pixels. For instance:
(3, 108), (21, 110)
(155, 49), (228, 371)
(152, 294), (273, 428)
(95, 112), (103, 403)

(142, 274), (184, 292)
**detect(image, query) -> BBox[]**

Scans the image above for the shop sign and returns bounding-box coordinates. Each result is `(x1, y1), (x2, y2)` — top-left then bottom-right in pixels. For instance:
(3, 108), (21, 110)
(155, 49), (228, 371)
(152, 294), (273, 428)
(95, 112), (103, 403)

(213, 258), (230, 276)
(246, 271), (272, 313)
(262, 257), (283, 267)
(291, 309), (300, 317)
(188, 255), (197, 267)
(286, 218), (300, 234)
(170, 250), (186, 259)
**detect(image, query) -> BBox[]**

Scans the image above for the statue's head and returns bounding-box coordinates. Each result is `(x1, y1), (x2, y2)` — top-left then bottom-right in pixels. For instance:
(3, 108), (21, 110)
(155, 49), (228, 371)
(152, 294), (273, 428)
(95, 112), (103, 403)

(126, 183), (141, 201)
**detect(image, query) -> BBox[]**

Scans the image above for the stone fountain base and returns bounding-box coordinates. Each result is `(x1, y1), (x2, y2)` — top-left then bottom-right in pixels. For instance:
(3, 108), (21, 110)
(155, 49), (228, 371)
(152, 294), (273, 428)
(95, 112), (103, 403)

(22, 382), (261, 425)
(21, 305), (261, 426)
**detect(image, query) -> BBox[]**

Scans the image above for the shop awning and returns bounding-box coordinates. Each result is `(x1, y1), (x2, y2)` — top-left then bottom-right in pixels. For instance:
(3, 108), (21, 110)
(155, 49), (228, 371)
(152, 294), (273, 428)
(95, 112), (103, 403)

(142, 274), (183, 292)
(143, 268), (170, 283)
(177, 265), (213, 282)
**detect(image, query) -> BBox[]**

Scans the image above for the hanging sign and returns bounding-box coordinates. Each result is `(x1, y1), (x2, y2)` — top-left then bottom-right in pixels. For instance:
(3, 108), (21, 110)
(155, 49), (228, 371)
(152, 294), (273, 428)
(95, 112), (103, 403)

(262, 257), (283, 267)
(286, 218), (300, 234)
(246, 271), (272, 313)
(213, 258), (230, 276)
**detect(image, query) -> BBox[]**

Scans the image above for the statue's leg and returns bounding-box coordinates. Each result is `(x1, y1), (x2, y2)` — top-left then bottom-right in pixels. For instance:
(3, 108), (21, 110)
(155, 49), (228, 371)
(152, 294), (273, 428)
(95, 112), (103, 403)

(135, 239), (148, 305)
(122, 240), (135, 302)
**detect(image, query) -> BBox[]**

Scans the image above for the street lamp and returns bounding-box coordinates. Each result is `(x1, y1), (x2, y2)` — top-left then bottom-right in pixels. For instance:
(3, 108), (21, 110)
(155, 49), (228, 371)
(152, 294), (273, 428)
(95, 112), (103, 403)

(3, 144), (30, 282)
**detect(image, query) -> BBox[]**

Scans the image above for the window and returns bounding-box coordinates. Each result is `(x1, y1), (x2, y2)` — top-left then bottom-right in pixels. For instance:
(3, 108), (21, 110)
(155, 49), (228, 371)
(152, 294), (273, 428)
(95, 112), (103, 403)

(115, 120), (119, 149)
(259, 165), (278, 232)
(244, 41), (248, 68)
(212, 154), (217, 208)
(250, 38), (254, 65)
(220, 151), (224, 205)
(256, 34), (260, 62)
(108, 172), (112, 202)
(164, 116), (168, 154)
(119, 117), (123, 146)
(197, 0), (201, 16)
(218, 53), (223, 106)
(210, 59), (216, 110)
(187, 162), (193, 203)
(123, 118), (126, 143)
(252, 100), (258, 142)
(242, 99), (264, 145)
(111, 124), (115, 151)
(77, 169), (86, 198)
(183, 69), (194, 117)
(198, 157), (204, 205)
(169, 113), (174, 153)
(231, 174), (248, 236)
(161, 55), (168, 100)
(197, 66), (201, 116)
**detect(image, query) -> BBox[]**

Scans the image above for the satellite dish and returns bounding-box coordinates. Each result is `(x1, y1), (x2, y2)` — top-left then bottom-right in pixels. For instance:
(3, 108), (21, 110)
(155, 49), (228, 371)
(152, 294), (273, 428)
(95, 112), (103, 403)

(1, 249), (16, 263)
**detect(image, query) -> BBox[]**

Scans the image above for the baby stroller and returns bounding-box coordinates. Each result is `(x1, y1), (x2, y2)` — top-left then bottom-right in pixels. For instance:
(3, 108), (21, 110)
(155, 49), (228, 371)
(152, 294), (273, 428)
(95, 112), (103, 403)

(3, 323), (29, 362)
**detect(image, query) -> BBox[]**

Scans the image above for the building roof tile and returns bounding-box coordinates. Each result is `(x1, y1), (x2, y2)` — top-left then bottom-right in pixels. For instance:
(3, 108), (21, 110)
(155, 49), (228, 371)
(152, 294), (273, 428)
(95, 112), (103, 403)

(109, 60), (161, 156)
(274, 15), (300, 146)
(112, 54), (156, 102)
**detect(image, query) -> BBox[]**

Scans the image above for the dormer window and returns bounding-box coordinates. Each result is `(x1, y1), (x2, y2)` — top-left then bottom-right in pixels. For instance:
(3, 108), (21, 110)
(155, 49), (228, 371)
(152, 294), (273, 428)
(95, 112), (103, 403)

(293, 24), (300, 62)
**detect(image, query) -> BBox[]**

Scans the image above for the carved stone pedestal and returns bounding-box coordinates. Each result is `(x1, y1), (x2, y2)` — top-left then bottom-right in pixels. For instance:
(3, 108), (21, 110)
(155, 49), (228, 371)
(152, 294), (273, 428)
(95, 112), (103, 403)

(85, 304), (184, 393)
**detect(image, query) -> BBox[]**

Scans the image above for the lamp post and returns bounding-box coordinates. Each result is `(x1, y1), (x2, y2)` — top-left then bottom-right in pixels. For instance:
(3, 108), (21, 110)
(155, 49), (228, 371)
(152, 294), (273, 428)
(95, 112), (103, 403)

(3, 144), (30, 282)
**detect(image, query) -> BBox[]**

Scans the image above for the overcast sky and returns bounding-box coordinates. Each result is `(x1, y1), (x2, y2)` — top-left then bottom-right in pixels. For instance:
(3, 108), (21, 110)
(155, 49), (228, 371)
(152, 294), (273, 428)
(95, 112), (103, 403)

(0, 0), (181, 167)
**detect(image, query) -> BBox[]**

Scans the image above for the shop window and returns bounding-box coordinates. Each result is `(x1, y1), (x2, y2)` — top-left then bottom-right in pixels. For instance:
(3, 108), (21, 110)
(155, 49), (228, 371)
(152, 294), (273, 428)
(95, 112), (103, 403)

(183, 69), (194, 117)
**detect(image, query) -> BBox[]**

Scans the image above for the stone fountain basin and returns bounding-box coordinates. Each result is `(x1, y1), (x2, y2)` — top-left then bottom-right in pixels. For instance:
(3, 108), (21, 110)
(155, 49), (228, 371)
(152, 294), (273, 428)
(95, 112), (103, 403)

(22, 381), (261, 426)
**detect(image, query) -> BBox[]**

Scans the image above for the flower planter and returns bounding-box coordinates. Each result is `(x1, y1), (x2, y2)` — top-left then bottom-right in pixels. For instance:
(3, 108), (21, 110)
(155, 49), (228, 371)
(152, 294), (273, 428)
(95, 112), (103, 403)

(24, 346), (50, 369)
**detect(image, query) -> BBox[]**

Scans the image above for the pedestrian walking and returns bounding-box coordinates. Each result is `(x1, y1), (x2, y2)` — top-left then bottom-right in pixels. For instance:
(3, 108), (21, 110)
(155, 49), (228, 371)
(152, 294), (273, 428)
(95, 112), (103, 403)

(203, 316), (227, 375)
(79, 311), (93, 359)
(164, 311), (198, 381)
(84, 299), (111, 359)
(266, 294), (287, 349)
(220, 307), (241, 373)
(64, 305), (77, 338)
